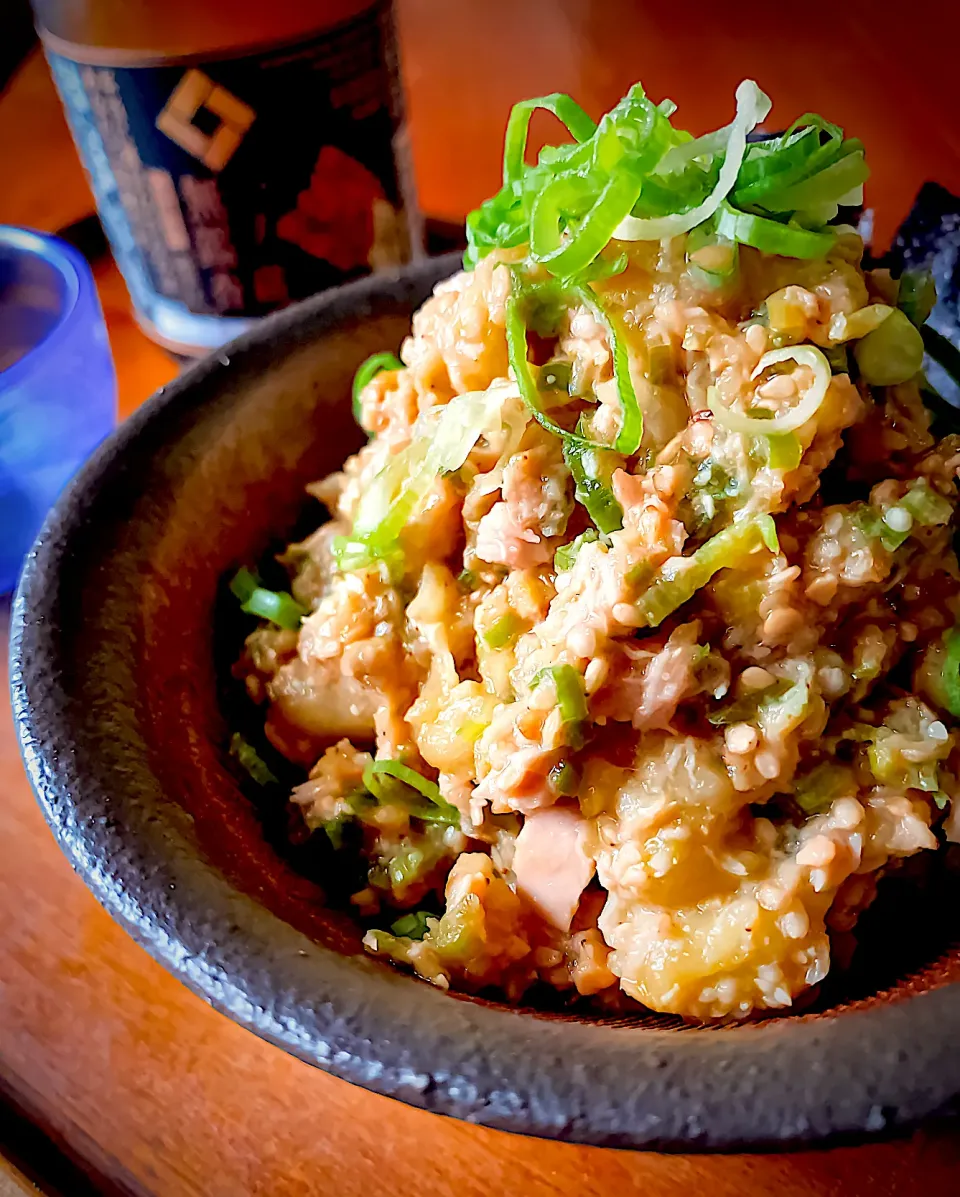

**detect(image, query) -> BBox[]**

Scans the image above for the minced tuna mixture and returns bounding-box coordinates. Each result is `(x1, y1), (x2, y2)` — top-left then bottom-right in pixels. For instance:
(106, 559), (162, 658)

(232, 79), (960, 1021)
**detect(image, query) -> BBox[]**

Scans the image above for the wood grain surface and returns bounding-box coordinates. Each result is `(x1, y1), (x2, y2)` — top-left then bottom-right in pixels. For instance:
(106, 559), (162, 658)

(3, 4), (960, 1192)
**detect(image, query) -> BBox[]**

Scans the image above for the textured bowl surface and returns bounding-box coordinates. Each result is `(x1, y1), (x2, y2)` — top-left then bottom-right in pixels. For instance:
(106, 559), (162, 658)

(10, 254), (960, 1151)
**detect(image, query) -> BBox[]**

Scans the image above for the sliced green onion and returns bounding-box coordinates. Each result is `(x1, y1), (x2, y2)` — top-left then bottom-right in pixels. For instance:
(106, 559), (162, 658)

(635, 515), (776, 628)
(390, 910), (433, 939)
(531, 664), (588, 748)
(567, 282), (642, 455)
(505, 289), (591, 445)
(502, 93), (596, 184)
(506, 272), (642, 455)
(240, 587), (306, 630)
(538, 360), (573, 393)
(763, 432), (803, 470)
(897, 268), (937, 328)
(757, 514), (780, 553)
(554, 528), (600, 572)
(352, 352), (404, 425)
(900, 478), (954, 528)
(709, 345), (831, 435)
(614, 80), (772, 241)
(322, 815), (350, 850)
(562, 437), (624, 534)
(229, 566), (260, 604)
(715, 204), (836, 259)
(759, 146), (867, 218)
(854, 308), (925, 386)
(482, 612), (523, 650)
(549, 760), (580, 795)
(733, 123), (835, 206)
(230, 568), (305, 630)
(939, 628), (960, 719)
(531, 171), (642, 279)
(229, 733), (279, 787)
(341, 384), (514, 573)
(363, 759), (461, 825)
(794, 762), (854, 816)
(685, 219), (740, 290)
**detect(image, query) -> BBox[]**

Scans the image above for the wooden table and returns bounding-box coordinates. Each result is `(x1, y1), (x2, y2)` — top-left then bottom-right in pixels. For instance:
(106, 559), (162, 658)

(4, 5), (960, 1192)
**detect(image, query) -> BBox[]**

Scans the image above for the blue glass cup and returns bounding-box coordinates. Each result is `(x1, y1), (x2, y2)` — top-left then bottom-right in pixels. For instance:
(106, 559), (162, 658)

(0, 226), (117, 594)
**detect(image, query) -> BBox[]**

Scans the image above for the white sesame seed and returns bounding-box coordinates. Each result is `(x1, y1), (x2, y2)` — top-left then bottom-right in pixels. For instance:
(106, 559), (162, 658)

(612, 601), (643, 627)
(725, 722), (759, 754)
(883, 506), (913, 533)
(740, 666), (775, 691)
(929, 720), (949, 742)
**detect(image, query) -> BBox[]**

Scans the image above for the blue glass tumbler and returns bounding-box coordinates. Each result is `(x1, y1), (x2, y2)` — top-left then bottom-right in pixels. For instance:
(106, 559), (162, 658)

(0, 226), (117, 594)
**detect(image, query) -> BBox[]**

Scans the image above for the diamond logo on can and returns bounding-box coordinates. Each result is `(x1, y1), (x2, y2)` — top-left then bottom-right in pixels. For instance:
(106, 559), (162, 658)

(156, 69), (255, 172)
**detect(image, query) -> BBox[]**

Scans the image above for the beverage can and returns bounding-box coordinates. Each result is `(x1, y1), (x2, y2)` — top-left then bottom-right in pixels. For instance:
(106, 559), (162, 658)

(42, 2), (419, 354)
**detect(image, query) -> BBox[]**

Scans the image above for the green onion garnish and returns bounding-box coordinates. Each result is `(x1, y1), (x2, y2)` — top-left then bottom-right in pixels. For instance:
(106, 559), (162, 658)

(554, 528), (600, 573)
(549, 760), (580, 795)
(390, 910), (433, 939)
(537, 360), (573, 393)
(714, 204), (837, 260)
(506, 272), (642, 456)
(531, 664), (588, 748)
(242, 587), (306, 630)
(466, 79), (866, 294)
(229, 566), (260, 604)
(708, 345), (831, 435)
(763, 432), (803, 471)
(482, 612), (523, 650)
(322, 815), (349, 850)
(362, 759), (461, 825)
(229, 733), (278, 787)
(562, 436), (624, 535)
(502, 93), (596, 184)
(853, 308), (925, 386)
(351, 351), (404, 425)
(635, 514), (778, 628)
(230, 567), (306, 630)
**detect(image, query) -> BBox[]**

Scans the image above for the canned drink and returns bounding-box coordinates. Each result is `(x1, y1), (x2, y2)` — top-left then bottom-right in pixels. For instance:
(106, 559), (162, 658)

(36, 0), (421, 355)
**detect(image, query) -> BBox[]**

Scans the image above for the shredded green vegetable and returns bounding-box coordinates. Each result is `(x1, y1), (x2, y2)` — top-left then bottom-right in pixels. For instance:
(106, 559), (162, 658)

(351, 351), (404, 426)
(229, 733), (279, 787)
(362, 759), (461, 825)
(549, 760), (580, 795)
(763, 431), (803, 470)
(466, 79), (864, 281)
(230, 567), (305, 630)
(563, 437), (624, 534)
(554, 528), (600, 572)
(531, 664), (588, 748)
(793, 762), (854, 815)
(854, 308), (925, 386)
(635, 515), (778, 628)
(482, 612), (523, 650)
(506, 272), (642, 455)
(390, 910), (433, 939)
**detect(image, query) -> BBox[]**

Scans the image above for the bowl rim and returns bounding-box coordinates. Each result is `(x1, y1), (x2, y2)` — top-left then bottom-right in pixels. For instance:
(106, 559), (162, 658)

(10, 254), (960, 1152)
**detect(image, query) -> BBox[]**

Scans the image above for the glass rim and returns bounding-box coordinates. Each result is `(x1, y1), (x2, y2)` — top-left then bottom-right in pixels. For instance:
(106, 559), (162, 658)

(0, 224), (100, 390)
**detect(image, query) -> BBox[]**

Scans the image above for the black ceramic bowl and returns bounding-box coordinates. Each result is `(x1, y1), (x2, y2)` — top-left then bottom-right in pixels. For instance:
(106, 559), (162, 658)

(11, 254), (960, 1151)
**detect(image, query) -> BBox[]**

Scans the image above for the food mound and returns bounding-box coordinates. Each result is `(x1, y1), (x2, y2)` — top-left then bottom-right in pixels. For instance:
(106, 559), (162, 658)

(233, 79), (960, 1021)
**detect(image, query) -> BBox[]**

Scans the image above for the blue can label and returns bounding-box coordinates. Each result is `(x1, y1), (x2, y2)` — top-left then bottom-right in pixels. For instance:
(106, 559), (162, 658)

(46, 5), (415, 350)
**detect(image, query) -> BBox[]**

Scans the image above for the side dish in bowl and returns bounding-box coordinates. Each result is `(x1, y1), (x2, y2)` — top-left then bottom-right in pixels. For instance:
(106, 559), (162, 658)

(228, 78), (960, 1022)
